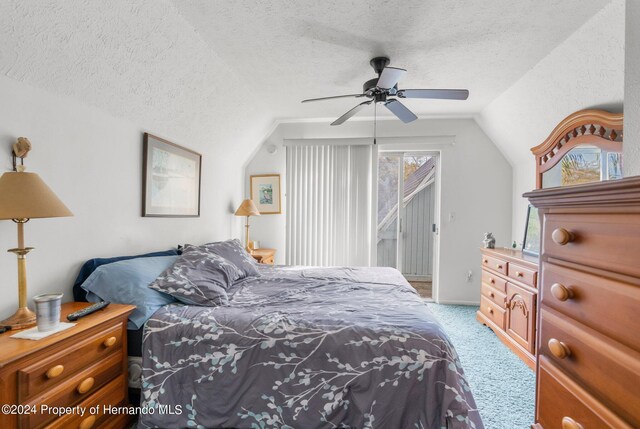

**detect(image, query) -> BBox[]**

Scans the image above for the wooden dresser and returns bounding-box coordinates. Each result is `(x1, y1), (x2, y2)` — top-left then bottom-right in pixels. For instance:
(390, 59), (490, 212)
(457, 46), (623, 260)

(477, 247), (539, 369)
(526, 177), (640, 429)
(0, 302), (135, 429)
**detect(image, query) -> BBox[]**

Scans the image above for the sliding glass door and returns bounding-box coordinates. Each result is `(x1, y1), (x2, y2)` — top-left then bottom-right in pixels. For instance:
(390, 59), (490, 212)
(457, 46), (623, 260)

(376, 152), (437, 296)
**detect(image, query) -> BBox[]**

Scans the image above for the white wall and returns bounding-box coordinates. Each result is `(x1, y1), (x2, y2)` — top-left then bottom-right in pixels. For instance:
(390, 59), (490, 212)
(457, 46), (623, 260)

(0, 76), (250, 320)
(626, 0), (640, 174)
(476, 0), (625, 239)
(246, 118), (512, 304)
(244, 125), (287, 264)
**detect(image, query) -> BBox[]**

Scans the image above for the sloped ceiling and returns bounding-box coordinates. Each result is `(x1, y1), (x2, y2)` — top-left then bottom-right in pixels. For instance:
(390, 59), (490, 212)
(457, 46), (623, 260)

(0, 0), (614, 155)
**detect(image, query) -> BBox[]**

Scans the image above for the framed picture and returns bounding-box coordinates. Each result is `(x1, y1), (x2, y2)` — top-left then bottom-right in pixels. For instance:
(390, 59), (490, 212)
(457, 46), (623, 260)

(250, 174), (281, 214)
(142, 133), (201, 217)
(522, 205), (540, 257)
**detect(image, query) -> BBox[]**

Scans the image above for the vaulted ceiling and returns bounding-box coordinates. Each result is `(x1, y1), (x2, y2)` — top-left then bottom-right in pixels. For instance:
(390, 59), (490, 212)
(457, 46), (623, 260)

(0, 0), (614, 150)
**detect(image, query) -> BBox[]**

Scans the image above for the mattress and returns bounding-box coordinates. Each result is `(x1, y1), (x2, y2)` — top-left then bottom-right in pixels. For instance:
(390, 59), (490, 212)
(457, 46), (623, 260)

(138, 265), (483, 429)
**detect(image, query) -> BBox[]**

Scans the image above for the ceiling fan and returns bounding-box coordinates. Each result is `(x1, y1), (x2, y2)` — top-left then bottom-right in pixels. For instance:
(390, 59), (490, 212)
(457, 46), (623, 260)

(301, 57), (469, 126)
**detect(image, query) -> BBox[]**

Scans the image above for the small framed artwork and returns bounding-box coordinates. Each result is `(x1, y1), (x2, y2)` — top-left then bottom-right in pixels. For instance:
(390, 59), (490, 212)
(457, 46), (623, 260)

(142, 133), (201, 217)
(250, 174), (281, 214)
(522, 205), (541, 257)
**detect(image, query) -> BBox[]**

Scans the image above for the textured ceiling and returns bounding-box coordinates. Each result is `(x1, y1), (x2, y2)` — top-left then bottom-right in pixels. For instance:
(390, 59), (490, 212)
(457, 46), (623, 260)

(173, 0), (612, 119)
(0, 0), (612, 139)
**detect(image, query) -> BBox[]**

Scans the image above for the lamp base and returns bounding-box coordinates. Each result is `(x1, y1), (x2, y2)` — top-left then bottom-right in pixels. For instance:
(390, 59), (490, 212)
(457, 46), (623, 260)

(0, 306), (36, 329)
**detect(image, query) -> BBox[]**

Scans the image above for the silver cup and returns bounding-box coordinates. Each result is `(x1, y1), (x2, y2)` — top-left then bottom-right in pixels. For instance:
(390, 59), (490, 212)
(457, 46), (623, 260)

(33, 293), (64, 332)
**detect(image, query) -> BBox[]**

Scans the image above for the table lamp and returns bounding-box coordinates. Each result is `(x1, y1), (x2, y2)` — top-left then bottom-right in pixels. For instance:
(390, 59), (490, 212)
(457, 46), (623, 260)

(0, 171), (73, 329)
(234, 199), (260, 250)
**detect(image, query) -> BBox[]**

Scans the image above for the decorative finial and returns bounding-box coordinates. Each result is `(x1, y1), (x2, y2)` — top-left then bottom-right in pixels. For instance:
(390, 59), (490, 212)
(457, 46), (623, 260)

(12, 137), (31, 172)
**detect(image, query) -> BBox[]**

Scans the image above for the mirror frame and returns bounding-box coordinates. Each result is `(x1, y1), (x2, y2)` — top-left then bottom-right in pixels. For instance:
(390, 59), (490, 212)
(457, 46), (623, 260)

(530, 109), (623, 189)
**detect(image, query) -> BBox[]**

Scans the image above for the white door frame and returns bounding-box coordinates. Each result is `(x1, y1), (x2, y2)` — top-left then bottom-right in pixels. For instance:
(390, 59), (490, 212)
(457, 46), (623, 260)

(372, 147), (442, 301)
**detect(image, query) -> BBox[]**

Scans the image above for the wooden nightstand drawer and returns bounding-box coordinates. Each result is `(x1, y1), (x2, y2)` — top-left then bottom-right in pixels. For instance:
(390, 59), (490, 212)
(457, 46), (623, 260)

(0, 303), (134, 429)
(20, 353), (122, 429)
(18, 323), (123, 403)
(45, 375), (127, 429)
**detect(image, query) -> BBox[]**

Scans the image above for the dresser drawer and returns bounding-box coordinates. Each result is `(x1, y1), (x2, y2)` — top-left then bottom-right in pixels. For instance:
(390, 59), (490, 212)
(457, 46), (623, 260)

(481, 269), (507, 293)
(540, 262), (640, 352)
(537, 358), (633, 429)
(538, 308), (640, 425)
(507, 262), (537, 288)
(480, 282), (506, 308)
(479, 296), (505, 329)
(18, 323), (123, 403)
(45, 375), (127, 429)
(481, 255), (508, 275)
(544, 213), (640, 278)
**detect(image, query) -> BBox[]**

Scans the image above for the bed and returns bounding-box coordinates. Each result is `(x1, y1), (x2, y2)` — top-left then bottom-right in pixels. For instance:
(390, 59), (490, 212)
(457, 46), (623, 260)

(136, 264), (483, 429)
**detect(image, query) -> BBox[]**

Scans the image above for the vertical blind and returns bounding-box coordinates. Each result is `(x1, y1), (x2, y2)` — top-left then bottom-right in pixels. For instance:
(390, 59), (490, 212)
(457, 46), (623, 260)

(286, 144), (372, 266)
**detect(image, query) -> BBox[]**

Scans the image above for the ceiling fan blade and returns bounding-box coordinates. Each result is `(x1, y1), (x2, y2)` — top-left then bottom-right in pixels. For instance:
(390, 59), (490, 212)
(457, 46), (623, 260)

(384, 99), (418, 123)
(398, 89), (469, 100)
(301, 94), (364, 103)
(376, 67), (406, 89)
(331, 101), (372, 126)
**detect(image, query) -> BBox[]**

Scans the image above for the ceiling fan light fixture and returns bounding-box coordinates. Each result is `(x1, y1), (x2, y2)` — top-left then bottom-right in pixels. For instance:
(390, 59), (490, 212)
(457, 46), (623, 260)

(302, 57), (469, 126)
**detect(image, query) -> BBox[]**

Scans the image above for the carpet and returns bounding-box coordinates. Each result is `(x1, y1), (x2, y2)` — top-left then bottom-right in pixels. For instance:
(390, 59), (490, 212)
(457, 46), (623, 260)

(426, 303), (535, 429)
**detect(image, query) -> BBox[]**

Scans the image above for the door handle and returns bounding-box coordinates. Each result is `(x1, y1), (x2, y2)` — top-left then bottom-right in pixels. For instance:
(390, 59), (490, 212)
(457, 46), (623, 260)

(399, 218), (403, 233)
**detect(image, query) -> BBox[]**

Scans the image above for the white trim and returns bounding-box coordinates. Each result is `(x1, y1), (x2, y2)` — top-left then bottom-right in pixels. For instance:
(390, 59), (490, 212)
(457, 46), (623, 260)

(435, 300), (480, 306)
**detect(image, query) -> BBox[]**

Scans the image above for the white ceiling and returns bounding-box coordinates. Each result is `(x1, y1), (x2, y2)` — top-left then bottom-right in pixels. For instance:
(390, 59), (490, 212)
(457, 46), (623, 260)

(172, 0), (612, 119)
(0, 0), (612, 136)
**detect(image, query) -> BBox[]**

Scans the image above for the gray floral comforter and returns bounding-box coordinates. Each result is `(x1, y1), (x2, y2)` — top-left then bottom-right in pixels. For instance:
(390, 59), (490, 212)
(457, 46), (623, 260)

(139, 265), (483, 429)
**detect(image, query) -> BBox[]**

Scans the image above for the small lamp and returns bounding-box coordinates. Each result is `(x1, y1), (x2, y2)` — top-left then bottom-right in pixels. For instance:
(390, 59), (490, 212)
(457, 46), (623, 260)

(234, 199), (260, 250)
(0, 171), (73, 329)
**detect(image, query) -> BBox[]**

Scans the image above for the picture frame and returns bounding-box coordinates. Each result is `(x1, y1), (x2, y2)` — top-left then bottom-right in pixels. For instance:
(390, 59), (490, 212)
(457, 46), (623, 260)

(142, 133), (202, 217)
(522, 205), (541, 257)
(250, 174), (281, 214)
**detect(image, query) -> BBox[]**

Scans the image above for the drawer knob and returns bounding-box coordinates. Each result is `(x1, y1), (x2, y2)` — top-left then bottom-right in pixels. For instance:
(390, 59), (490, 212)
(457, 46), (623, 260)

(515, 271), (523, 277)
(489, 278), (495, 284)
(548, 338), (571, 359)
(489, 292), (495, 298)
(46, 364), (64, 379)
(552, 228), (574, 245)
(79, 415), (96, 429)
(488, 307), (494, 314)
(551, 283), (573, 301)
(483, 259), (488, 264)
(561, 416), (584, 429)
(103, 336), (117, 348)
(496, 264), (503, 269)
(77, 377), (95, 394)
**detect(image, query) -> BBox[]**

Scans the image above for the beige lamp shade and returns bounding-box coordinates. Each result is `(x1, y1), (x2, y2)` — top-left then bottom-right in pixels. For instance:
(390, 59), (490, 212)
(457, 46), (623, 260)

(0, 172), (73, 220)
(234, 199), (260, 217)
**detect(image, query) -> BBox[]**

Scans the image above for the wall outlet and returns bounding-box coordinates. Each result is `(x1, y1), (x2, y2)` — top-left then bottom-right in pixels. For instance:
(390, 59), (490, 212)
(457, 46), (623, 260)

(466, 270), (473, 282)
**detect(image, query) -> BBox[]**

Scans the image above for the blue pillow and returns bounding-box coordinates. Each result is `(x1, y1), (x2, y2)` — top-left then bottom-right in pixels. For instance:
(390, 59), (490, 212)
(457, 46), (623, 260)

(81, 256), (178, 329)
(73, 249), (179, 301)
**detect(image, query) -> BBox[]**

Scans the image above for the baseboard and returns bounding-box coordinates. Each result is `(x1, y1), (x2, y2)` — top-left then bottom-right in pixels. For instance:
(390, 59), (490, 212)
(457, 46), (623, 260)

(434, 300), (480, 306)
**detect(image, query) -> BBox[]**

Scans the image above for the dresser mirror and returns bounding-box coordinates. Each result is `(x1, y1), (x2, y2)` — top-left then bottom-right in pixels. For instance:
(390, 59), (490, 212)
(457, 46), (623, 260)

(530, 110), (623, 189)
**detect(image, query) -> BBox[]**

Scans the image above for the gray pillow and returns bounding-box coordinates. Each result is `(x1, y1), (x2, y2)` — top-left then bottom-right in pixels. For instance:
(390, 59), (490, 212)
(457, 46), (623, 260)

(203, 239), (261, 279)
(148, 245), (239, 306)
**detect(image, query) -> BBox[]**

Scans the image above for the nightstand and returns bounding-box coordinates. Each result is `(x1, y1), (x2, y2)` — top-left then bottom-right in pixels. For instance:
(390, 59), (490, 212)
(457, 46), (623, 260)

(0, 302), (135, 429)
(250, 248), (276, 265)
